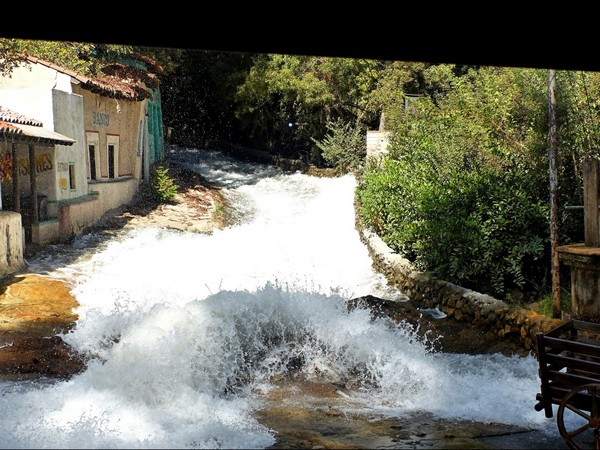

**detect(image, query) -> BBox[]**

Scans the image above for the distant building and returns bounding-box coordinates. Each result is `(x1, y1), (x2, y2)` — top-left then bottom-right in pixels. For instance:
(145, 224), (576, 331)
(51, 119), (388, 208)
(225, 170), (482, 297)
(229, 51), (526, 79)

(366, 112), (389, 161)
(366, 130), (390, 160)
(404, 93), (420, 113)
(366, 95), (421, 161)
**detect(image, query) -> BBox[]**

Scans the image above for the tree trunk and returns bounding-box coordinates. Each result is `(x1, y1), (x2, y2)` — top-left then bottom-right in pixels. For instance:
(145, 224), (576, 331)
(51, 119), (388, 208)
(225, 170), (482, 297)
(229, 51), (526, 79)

(548, 69), (561, 319)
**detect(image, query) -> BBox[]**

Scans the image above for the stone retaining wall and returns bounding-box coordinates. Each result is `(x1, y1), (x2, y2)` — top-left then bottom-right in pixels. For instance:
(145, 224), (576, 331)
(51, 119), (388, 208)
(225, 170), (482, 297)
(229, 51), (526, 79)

(357, 226), (564, 353)
(0, 211), (25, 278)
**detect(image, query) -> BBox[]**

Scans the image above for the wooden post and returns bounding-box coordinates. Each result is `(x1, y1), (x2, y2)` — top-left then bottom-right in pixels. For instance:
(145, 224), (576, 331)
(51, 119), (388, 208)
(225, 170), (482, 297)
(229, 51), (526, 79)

(29, 144), (38, 225)
(548, 69), (561, 318)
(584, 157), (600, 247)
(11, 142), (19, 214)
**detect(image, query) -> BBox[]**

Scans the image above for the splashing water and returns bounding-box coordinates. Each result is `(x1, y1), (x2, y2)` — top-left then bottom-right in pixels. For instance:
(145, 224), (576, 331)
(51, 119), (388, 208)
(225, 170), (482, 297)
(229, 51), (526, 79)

(1, 148), (560, 448)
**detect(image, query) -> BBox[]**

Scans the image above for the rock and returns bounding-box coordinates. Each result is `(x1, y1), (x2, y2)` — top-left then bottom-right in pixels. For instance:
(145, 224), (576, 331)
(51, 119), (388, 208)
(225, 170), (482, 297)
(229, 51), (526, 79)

(0, 273), (85, 380)
(0, 335), (85, 379)
(347, 295), (420, 323)
(347, 294), (527, 356)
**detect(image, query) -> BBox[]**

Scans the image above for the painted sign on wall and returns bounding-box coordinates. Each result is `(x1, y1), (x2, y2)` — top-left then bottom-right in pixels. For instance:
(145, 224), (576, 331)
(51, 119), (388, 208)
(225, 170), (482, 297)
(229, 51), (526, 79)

(17, 153), (53, 176)
(92, 112), (110, 127)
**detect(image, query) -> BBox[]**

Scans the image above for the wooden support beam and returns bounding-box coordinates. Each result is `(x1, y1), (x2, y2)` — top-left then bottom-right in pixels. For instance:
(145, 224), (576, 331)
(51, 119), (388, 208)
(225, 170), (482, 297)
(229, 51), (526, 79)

(11, 142), (19, 214)
(584, 157), (600, 247)
(29, 144), (38, 225)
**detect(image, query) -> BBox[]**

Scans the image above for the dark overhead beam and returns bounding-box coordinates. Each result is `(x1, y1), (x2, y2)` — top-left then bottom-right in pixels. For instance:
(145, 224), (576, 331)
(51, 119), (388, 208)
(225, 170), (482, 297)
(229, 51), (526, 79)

(1, 11), (597, 72)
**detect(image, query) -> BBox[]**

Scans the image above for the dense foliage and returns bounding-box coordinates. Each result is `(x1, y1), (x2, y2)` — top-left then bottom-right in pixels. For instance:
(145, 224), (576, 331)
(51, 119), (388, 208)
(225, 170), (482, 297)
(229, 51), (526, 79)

(0, 38), (183, 88)
(159, 50), (256, 149)
(1, 39), (130, 76)
(358, 65), (600, 300)
(233, 54), (384, 163)
(311, 118), (366, 172)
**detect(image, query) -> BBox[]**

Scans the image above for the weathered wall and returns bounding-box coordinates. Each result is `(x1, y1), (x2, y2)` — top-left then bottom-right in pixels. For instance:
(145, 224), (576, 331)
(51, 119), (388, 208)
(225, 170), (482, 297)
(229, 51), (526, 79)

(357, 225), (564, 353)
(0, 63), (66, 128)
(58, 177), (138, 238)
(0, 211), (25, 277)
(0, 142), (56, 204)
(74, 87), (144, 180)
(52, 89), (88, 203)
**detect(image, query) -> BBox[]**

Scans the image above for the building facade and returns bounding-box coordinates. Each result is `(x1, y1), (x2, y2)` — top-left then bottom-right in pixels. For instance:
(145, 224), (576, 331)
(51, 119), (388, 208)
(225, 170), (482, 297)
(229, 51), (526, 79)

(0, 55), (164, 246)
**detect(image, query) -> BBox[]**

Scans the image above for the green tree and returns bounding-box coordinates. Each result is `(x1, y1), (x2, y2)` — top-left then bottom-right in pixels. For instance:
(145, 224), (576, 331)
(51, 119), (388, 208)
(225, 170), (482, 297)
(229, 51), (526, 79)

(312, 118), (366, 173)
(0, 38), (182, 79)
(143, 165), (179, 204)
(159, 49), (255, 148)
(234, 54), (385, 162)
(0, 38), (28, 75)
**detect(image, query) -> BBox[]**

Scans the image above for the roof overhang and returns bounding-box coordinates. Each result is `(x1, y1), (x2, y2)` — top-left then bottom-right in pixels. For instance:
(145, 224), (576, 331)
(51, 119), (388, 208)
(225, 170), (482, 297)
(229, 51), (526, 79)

(0, 121), (76, 146)
(25, 56), (153, 102)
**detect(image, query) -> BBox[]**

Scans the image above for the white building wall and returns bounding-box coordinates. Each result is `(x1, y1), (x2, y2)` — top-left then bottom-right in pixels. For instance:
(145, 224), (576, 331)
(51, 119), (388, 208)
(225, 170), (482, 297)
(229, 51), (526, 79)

(0, 88), (54, 131)
(0, 63), (73, 130)
(88, 178), (138, 214)
(52, 89), (87, 202)
(59, 178), (138, 238)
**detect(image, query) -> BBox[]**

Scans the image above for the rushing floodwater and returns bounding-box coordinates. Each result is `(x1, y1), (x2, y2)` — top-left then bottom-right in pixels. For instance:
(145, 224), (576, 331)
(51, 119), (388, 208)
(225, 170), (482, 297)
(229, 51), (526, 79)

(0, 147), (564, 448)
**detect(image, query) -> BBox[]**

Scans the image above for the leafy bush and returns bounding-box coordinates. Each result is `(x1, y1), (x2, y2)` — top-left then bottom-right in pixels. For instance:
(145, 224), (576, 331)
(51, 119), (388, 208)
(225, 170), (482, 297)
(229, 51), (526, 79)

(357, 154), (550, 299)
(356, 157), (431, 260)
(146, 165), (179, 203)
(312, 118), (366, 173)
(413, 166), (548, 297)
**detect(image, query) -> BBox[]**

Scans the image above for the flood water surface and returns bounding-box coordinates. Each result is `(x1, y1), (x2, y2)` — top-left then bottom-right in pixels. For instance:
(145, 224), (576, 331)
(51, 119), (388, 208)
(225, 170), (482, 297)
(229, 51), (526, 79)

(0, 148), (568, 448)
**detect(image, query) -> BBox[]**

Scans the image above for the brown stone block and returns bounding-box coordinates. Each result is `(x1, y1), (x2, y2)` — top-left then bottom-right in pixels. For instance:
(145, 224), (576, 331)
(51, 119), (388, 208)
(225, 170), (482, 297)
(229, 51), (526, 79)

(520, 326), (528, 340)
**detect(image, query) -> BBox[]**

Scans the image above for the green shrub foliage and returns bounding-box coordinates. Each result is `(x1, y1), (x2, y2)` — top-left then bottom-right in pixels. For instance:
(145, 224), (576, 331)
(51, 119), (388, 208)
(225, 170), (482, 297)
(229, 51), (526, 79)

(358, 64), (600, 300)
(148, 165), (178, 203)
(312, 118), (366, 173)
(416, 167), (548, 296)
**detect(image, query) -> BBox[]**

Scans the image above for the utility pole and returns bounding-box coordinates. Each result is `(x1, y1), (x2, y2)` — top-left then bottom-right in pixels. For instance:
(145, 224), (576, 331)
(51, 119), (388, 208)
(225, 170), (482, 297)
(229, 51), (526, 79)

(548, 68), (561, 319)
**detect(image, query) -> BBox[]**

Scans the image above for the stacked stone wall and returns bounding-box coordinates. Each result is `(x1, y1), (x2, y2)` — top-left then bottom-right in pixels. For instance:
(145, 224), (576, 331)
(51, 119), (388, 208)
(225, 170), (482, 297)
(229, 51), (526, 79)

(357, 226), (564, 353)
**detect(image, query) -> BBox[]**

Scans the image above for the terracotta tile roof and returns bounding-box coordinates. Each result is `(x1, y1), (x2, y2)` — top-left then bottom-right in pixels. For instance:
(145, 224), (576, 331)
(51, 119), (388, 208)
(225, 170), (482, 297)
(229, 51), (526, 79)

(128, 53), (164, 75)
(101, 63), (160, 90)
(25, 56), (153, 101)
(0, 106), (43, 126)
(0, 106), (75, 146)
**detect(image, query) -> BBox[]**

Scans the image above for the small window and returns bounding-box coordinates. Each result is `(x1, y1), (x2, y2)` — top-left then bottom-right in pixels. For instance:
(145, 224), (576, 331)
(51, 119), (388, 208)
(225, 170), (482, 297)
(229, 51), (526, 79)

(108, 144), (115, 178)
(106, 135), (120, 179)
(69, 163), (76, 190)
(88, 144), (97, 180)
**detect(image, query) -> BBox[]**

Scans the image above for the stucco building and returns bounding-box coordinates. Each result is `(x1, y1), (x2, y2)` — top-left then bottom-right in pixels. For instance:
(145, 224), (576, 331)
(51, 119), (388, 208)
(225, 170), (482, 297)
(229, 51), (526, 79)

(0, 106), (77, 276)
(0, 55), (164, 249)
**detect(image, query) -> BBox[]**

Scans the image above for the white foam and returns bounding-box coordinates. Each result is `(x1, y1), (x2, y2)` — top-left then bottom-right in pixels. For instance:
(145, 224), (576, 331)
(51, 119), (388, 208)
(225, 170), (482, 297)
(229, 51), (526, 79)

(4, 148), (560, 448)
